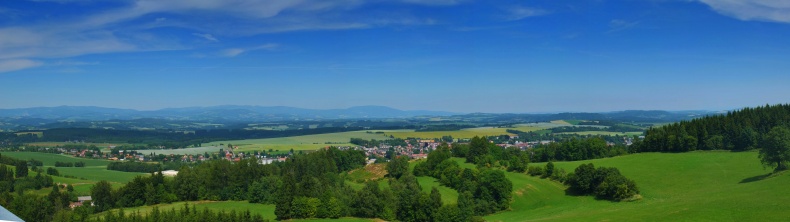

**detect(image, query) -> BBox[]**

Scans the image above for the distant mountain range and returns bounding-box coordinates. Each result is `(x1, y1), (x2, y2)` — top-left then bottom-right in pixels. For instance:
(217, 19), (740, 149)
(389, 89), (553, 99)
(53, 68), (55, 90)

(0, 105), (458, 121)
(0, 106), (721, 131)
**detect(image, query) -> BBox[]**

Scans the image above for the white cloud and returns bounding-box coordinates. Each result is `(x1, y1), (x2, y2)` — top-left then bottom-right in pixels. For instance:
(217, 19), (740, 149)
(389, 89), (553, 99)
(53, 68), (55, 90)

(699, 0), (790, 23)
(505, 6), (549, 21)
(192, 33), (218, 42)
(222, 43), (279, 57)
(0, 59), (42, 73)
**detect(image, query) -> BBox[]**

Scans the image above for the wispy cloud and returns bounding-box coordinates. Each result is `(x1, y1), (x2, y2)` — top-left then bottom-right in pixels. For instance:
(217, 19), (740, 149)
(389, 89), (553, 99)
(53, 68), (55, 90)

(698, 0), (790, 23)
(0, 59), (42, 73)
(222, 43), (279, 57)
(400, 0), (465, 6)
(0, 0), (458, 72)
(608, 19), (640, 33)
(192, 33), (218, 42)
(504, 6), (550, 21)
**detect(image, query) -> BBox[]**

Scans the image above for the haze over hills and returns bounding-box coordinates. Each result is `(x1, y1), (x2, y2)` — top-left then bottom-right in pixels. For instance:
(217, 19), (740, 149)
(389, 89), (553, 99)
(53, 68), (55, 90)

(0, 105), (458, 121)
(0, 105), (718, 127)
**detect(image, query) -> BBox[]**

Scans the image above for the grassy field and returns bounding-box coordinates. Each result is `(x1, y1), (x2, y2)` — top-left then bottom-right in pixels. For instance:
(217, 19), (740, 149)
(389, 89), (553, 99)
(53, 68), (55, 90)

(483, 151), (789, 221)
(15, 131), (43, 137)
(417, 176), (459, 205)
(135, 146), (224, 155)
(377, 124), (556, 140)
(25, 142), (128, 148)
(556, 131), (643, 136)
(203, 131), (393, 152)
(0, 152), (146, 184)
(97, 201), (373, 222)
(97, 201), (275, 219)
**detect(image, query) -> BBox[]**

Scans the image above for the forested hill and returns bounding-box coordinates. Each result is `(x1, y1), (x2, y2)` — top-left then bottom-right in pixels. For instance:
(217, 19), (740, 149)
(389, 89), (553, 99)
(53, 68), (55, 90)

(634, 104), (790, 152)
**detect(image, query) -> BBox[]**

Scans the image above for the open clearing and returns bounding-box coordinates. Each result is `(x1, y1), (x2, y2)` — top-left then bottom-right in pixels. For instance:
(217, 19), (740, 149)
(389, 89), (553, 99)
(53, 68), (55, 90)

(203, 131), (393, 152)
(483, 151), (788, 221)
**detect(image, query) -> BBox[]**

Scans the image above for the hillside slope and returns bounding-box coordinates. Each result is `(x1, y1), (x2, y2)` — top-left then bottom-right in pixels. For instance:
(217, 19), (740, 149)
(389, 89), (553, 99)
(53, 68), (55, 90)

(486, 151), (788, 221)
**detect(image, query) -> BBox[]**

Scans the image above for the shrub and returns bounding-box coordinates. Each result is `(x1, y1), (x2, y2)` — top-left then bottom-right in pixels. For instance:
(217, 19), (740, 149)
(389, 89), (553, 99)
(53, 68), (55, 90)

(566, 163), (639, 201)
(528, 166), (544, 176)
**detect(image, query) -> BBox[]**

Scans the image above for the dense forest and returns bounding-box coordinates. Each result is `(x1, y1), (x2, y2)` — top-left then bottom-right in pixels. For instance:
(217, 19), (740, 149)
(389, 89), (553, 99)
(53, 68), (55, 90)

(634, 104), (790, 152)
(1, 127), (365, 148)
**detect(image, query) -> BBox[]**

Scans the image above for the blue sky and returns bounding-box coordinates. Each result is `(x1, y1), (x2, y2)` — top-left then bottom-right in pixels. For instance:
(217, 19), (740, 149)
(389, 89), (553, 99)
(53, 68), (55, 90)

(1, 0), (789, 113)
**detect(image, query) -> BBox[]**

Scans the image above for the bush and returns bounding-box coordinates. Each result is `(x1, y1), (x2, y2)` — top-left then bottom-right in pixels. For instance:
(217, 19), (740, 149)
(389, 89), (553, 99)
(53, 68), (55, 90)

(550, 168), (567, 182)
(413, 161), (430, 177)
(566, 163), (639, 201)
(291, 196), (320, 219)
(527, 166), (544, 176)
(543, 162), (555, 178)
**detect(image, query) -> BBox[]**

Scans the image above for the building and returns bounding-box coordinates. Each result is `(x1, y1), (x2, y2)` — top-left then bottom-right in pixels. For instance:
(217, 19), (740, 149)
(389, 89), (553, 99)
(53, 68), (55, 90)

(71, 196), (94, 208)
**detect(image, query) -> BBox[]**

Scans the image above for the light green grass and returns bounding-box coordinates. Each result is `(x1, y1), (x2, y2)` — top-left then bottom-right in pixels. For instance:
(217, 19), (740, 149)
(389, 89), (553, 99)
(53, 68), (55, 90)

(97, 201), (275, 219)
(204, 131), (393, 152)
(15, 131), (43, 137)
(97, 201), (373, 221)
(1, 152), (110, 167)
(562, 120), (583, 125)
(379, 124), (551, 140)
(417, 176), (459, 205)
(484, 151), (789, 221)
(56, 166), (145, 183)
(0, 152), (146, 183)
(556, 131), (643, 136)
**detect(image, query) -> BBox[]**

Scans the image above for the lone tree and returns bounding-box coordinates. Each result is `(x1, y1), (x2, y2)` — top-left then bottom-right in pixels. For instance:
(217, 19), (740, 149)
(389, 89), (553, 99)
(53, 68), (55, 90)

(759, 126), (790, 172)
(386, 155), (410, 179)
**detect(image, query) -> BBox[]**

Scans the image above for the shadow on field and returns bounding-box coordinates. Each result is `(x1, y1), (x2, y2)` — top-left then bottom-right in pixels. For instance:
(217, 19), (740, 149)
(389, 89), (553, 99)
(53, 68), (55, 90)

(740, 173), (773, 184)
(563, 188), (585, 196)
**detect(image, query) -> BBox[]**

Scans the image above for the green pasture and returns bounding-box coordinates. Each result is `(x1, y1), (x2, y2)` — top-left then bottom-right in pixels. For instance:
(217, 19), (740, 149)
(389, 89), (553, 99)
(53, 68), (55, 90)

(15, 131), (43, 137)
(25, 142), (127, 149)
(0, 151), (109, 167)
(204, 131), (393, 152)
(0, 152), (146, 184)
(134, 146), (224, 155)
(97, 201), (374, 222)
(378, 124), (553, 140)
(484, 151), (789, 221)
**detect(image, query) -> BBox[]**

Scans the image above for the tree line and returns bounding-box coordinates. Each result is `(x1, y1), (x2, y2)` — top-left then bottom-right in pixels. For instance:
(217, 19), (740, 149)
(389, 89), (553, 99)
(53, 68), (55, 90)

(531, 137), (630, 162)
(55, 161), (86, 167)
(632, 104), (790, 171)
(634, 104), (790, 153)
(107, 162), (161, 173)
(1, 126), (365, 149)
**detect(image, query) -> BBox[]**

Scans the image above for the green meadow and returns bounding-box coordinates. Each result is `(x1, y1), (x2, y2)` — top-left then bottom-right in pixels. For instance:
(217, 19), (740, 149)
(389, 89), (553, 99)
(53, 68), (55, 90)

(97, 201), (373, 222)
(135, 146), (224, 155)
(0, 152), (146, 184)
(204, 131), (393, 152)
(484, 151), (788, 221)
(378, 124), (554, 140)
